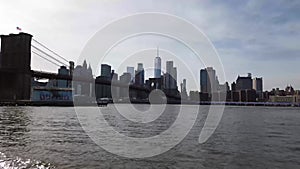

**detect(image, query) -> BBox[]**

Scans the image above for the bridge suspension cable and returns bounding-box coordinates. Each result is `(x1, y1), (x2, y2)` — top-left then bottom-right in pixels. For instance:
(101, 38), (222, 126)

(32, 39), (69, 63)
(32, 50), (61, 67)
(31, 45), (68, 67)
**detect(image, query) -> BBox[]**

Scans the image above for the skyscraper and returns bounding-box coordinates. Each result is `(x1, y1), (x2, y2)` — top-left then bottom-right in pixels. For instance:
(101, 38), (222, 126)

(253, 77), (263, 99)
(100, 64), (111, 78)
(135, 63), (144, 86)
(154, 47), (161, 78)
(126, 66), (135, 83)
(200, 69), (208, 93)
(165, 61), (177, 89)
(207, 67), (217, 93)
(171, 67), (177, 89)
(137, 63), (143, 71)
(180, 79), (188, 99)
(253, 77), (262, 92)
(119, 72), (131, 99)
(200, 67), (218, 94)
(57, 66), (69, 88)
(166, 61), (173, 74)
(73, 61), (94, 96)
(236, 73), (253, 91)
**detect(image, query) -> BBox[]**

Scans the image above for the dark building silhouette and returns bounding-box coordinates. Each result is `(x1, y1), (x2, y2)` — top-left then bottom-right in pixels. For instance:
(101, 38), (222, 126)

(200, 67), (218, 94)
(57, 66), (70, 88)
(101, 64), (111, 78)
(229, 74), (259, 102)
(236, 73), (253, 91)
(95, 76), (112, 99)
(0, 33), (32, 101)
(165, 61), (177, 90)
(200, 92), (209, 101)
(146, 77), (164, 90)
(69, 61), (74, 76)
(135, 63), (144, 86)
(238, 89), (256, 102)
(95, 64), (113, 99)
(253, 77), (263, 100)
(134, 63), (146, 100)
(285, 85), (295, 95)
(231, 82), (236, 91)
(162, 61), (179, 99)
(231, 91), (240, 102)
(200, 69), (208, 93)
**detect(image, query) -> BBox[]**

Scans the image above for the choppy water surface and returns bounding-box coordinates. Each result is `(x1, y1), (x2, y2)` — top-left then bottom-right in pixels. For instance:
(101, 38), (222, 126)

(0, 105), (300, 168)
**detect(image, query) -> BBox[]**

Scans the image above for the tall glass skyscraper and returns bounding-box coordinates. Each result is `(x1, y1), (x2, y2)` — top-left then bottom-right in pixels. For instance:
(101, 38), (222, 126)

(126, 66), (135, 83)
(154, 47), (161, 78)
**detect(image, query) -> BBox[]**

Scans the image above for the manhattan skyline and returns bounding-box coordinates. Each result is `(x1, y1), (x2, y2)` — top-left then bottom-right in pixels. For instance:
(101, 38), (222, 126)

(0, 0), (299, 90)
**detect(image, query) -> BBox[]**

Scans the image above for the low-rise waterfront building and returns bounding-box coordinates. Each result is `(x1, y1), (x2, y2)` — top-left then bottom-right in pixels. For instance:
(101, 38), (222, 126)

(269, 95), (300, 105)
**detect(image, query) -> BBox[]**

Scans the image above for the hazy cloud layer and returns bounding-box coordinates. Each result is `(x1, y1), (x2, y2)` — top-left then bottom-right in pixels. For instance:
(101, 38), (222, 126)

(0, 0), (299, 90)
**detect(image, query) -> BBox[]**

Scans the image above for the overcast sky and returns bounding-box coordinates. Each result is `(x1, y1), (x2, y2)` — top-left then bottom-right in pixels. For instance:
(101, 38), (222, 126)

(0, 0), (299, 91)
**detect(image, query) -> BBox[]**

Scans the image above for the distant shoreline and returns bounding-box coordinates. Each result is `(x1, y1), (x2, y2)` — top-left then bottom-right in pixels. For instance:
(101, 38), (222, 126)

(0, 100), (299, 107)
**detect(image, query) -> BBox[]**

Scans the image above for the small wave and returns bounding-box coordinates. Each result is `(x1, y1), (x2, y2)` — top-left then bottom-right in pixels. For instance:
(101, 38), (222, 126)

(0, 152), (54, 169)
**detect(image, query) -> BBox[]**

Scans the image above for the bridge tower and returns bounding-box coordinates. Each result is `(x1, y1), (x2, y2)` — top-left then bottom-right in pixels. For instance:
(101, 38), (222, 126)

(0, 33), (32, 101)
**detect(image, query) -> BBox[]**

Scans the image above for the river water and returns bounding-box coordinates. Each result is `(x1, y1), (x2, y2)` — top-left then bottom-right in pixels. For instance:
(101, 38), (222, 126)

(0, 105), (299, 169)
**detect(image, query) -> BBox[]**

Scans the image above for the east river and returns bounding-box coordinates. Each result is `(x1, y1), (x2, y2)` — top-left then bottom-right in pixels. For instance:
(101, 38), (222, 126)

(0, 105), (299, 168)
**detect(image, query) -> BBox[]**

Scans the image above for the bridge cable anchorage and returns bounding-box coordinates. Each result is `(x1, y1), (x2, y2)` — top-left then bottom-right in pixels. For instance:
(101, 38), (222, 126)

(32, 50), (61, 67)
(31, 45), (68, 67)
(32, 39), (69, 63)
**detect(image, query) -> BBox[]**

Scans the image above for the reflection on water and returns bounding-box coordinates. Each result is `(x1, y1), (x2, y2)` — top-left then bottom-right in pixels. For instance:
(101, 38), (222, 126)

(0, 106), (299, 168)
(0, 107), (54, 168)
(0, 152), (53, 169)
(0, 107), (30, 148)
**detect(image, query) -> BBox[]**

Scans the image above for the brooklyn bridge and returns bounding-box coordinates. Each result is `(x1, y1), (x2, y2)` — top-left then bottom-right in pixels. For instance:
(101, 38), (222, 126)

(0, 32), (181, 105)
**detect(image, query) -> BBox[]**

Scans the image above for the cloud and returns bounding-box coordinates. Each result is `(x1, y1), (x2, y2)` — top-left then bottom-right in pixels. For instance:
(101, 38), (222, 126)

(0, 0), (299, 90)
